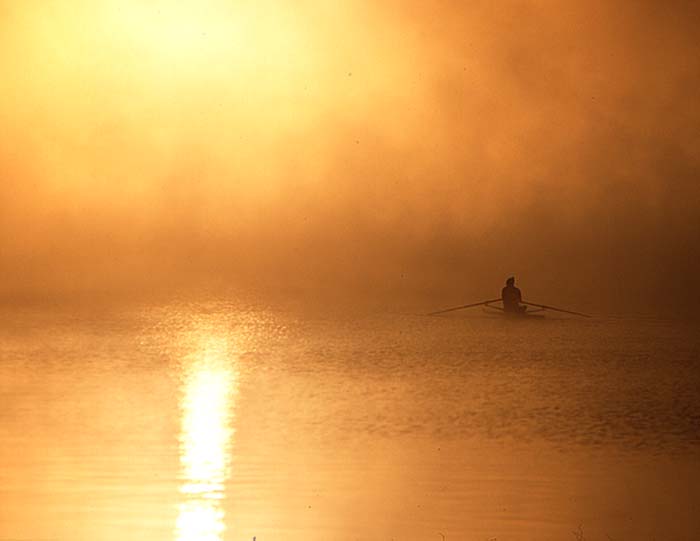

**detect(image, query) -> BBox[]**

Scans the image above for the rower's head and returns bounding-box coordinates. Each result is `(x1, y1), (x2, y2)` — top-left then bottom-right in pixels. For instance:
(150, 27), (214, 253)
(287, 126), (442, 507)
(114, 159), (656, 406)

(506, 276), (515, 286)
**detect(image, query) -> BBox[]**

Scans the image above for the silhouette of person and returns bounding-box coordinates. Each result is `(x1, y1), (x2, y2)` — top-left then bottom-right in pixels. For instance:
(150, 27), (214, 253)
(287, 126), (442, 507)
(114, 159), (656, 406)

(501, 276), (526, 313)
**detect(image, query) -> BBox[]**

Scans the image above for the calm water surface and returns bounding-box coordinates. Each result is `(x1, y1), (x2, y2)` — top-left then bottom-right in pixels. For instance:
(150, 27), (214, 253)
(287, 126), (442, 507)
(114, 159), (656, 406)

(1, 300), (698, 540)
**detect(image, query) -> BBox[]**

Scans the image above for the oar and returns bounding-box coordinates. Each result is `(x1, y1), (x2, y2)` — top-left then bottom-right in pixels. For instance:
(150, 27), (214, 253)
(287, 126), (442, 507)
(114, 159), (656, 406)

(427, 298), (502, 316)
(521, 301), (591, 318)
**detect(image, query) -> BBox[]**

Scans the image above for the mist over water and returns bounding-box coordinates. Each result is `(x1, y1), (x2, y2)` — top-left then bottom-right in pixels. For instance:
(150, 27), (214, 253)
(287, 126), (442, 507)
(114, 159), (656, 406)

(3, 6), (700, 540)
(1, 1), (699, 314)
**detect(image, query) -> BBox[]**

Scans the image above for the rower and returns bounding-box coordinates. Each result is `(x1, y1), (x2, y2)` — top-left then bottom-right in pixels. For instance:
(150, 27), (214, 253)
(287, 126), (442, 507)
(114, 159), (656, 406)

(501, 276), (526, 314)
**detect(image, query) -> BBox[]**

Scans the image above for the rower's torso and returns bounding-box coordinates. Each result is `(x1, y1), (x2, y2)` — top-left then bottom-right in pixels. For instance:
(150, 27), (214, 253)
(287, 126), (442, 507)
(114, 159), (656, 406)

(502, 285), (522, 309)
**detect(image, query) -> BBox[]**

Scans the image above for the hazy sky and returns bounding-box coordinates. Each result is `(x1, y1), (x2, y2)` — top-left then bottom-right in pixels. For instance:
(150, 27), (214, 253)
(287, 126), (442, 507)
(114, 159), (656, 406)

(1, 1), (698, 313)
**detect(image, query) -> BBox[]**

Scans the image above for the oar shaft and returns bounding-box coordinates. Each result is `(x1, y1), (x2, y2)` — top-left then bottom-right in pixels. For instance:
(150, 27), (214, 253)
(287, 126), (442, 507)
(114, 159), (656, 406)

(522, 301), (591, 318)
(427, 298), (502, 316)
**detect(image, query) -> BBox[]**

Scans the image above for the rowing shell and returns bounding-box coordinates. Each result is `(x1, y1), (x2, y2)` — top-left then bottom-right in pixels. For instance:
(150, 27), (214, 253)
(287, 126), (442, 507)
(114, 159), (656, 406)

(483, 301), (546, 319)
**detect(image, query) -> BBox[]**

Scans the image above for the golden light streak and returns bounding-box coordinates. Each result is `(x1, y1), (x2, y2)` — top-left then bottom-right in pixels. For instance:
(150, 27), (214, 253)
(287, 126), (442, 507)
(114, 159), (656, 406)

(176, 335), (237, 541)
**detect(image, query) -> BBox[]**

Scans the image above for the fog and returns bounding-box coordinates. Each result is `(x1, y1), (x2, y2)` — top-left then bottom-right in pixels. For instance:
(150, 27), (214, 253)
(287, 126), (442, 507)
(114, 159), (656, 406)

(1, 1), (698, 314)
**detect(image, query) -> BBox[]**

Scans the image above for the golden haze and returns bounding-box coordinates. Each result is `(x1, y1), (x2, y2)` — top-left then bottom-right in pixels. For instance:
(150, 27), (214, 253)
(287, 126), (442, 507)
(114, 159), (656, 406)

(1, 1), (699, 313)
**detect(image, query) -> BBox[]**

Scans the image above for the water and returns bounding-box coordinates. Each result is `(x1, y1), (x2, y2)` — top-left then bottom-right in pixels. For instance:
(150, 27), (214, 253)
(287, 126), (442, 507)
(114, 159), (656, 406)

(1, 300), (698, 540)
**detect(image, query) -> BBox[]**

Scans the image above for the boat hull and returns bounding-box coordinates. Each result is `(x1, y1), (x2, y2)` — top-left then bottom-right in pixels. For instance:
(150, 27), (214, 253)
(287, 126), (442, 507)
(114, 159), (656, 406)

(483, 307), (546, 319)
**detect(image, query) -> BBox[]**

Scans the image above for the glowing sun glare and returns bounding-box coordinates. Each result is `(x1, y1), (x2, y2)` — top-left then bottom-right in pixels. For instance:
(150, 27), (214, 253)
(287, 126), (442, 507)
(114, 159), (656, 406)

(176, 336), (237, 541)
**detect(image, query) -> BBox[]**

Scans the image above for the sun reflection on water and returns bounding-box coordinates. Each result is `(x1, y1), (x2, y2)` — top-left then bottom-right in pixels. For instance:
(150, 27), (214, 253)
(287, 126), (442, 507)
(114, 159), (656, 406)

(176, 335), (237, 541)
